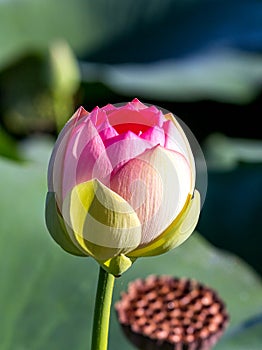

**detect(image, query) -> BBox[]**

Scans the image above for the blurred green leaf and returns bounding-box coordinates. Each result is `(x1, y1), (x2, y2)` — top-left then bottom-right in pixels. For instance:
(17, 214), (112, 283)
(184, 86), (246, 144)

(216, 322), (262, 350)
(0, 138), (262, 349)
(0, 0), (142, 69)
(0, 0), (87, 69)
(203, 133), (262, 170)
(0, 41), (80, 136)
(80, 49), (262, 104)
(1, 1), (262, 104)
(0, 127), (21, 161)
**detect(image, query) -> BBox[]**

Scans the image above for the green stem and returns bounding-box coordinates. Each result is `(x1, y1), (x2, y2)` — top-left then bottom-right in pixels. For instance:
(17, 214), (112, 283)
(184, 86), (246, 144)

(91, 266), (115, 350)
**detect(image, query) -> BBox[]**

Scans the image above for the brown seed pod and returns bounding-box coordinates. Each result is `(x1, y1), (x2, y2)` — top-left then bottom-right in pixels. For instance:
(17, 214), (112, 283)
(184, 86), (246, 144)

(115, 275), (229, 350)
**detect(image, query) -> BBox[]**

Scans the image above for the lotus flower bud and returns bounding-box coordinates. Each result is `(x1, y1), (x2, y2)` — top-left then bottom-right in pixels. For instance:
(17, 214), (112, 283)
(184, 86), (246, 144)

(45, 99), (204, 276)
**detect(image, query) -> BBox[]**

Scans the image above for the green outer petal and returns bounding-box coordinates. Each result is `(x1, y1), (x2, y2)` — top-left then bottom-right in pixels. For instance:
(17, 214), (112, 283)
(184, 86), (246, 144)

(45, 192), (87, 256)
(98, 254), (137, 277)
(128, 190), (201, 257)
(62, 179), (142, 261)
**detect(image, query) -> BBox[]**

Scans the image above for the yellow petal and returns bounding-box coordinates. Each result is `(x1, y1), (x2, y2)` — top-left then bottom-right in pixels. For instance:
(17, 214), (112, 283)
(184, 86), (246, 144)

(62, 179), (142, 260)
(128, 190), (200, 257)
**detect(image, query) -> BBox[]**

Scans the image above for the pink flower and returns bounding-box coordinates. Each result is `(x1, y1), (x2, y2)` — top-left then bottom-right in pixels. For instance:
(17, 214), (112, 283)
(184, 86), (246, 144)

(45, 99), (200, 276)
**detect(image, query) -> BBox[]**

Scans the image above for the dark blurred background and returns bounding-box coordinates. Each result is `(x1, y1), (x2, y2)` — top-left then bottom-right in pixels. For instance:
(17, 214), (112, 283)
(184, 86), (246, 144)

(0, 0), (262, 276)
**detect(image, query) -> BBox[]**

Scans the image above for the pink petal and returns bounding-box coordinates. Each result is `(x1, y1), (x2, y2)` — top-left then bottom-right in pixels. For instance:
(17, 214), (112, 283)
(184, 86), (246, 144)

(70, 106), (89, 122)
(62, 119), (112, 203)
(100, 103), (117, 112)
(140, 126), (165, 146)
(48, 107), (89, 206)
(106, 107), (164, 134)
(129, 98), (162, 118)
(104, 130), (141, 148)
(98, 117), (118, 142)
(130, 98), (148, 109)
(104, 131), (154, 175)
(110, 145), (191, 245)
(88, 107), (108, 129)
